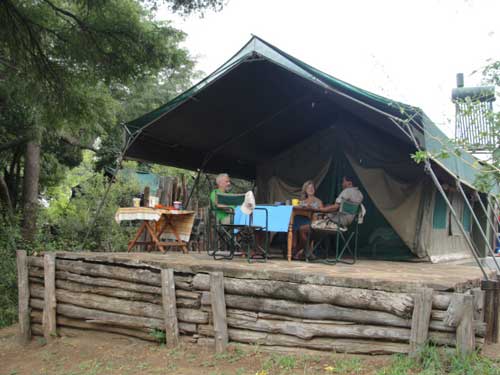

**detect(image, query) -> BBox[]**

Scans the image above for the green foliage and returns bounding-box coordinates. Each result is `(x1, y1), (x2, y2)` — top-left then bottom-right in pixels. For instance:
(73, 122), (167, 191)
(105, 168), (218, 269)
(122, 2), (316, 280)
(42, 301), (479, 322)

(39, 154), (140, 252)
(0, 0), (201, 215)
(376, 344), (500, 375)
(142, 0), (225, 15)
(262, 354), (297, 372)
(324, 357), (363, 375)
(0, 216), (21, 328)
(149, 328), (166, 344)
(213, 346), (246, 364)
(0, 0), (222, 330)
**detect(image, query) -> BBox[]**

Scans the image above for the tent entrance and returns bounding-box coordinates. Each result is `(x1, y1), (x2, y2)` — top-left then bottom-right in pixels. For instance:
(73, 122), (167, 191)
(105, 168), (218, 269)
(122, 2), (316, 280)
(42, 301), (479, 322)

(316, 152), (415, 261)
(256, 123), (419, 261)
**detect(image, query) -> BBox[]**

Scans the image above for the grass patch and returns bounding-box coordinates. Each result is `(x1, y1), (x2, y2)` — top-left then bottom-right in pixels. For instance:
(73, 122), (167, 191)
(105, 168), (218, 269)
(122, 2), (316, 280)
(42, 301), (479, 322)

(260, 353), (298, 373)
(149, 329), (166, 344)
(377, 344), (500, 375)
(323, 356), (364, 374)
(214, 345), (247, 363)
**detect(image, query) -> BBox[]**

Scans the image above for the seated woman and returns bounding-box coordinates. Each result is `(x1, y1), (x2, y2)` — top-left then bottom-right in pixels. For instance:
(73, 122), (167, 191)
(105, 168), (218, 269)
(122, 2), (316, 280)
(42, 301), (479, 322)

(292, 180), (323, 260)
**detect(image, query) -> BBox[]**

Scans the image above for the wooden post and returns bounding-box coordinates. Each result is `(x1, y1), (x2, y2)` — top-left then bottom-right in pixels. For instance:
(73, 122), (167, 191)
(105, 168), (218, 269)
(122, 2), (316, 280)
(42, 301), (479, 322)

(482, 279), (500, 343)
(161, 268), (179, 347)
(140, 186), (150, 251)
(471, 288), (485, 322)
(210, 272), (228, 353)
(16, 250), (31, 344)
(43, 253), (57, 341)
(457, 295), (475, 355)
(409, 288), (433, 357)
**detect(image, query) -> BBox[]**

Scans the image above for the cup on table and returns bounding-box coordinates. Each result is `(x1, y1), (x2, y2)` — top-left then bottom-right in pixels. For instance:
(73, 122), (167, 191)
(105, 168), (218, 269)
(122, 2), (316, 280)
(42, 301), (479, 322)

(291, 198), (300, 206)
(148, 196), (159, 207)
(173, 201), (182, 210)
(132, 197), (141, 208)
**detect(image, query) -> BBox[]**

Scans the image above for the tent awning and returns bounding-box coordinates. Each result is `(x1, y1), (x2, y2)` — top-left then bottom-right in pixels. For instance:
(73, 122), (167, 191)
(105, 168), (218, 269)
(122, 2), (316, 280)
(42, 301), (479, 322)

(125, 36), (492, 192)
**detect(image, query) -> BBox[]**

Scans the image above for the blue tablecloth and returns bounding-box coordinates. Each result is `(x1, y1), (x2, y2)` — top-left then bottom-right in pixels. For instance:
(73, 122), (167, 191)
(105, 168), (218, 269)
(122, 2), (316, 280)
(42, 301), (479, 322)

(233, 205), (293, 232)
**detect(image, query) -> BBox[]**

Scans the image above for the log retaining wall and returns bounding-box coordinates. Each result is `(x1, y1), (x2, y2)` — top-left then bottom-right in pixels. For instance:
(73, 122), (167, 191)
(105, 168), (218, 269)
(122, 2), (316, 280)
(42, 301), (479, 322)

(17, 251), (487, 355)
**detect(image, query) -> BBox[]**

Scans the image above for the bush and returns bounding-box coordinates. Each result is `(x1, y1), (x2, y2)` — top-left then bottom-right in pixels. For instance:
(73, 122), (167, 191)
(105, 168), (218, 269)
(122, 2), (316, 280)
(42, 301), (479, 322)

(0, 216), (21, 328)
(40, 172), (139, 252)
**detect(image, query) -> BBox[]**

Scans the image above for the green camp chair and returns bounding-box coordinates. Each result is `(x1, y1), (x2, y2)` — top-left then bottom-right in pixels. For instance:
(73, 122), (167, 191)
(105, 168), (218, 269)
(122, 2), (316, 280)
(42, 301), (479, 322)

(208, 193), (269, 262)
(305, 200), (362, 265)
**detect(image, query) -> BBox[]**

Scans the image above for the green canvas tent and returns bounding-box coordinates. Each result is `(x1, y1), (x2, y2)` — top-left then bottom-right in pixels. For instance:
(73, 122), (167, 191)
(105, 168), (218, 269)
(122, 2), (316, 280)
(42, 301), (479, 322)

(124, 36), (497, 264)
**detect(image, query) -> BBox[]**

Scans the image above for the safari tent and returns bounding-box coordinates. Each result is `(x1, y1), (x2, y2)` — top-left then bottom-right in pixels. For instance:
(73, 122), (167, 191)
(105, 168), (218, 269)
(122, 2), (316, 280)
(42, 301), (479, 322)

(123, 36), (498, 265)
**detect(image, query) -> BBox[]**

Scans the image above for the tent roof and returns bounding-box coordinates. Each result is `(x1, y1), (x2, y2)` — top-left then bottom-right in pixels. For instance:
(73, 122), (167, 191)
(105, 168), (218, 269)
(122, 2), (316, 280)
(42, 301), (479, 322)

(124, 36), (489, 191)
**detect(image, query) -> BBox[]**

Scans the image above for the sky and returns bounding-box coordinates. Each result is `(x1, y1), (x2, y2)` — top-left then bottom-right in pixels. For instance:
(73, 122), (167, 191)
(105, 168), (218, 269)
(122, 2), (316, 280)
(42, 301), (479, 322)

(158, 0), (500, 137)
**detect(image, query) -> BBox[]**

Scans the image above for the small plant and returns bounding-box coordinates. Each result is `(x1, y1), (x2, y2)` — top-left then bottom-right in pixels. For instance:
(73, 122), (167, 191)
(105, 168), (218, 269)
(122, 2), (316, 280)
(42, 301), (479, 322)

(262, 354), (297, 372)
(149, 328), (166, 344)
(323, 357), (363, 374)
(276, 355), (296, 370)
(375, 354), (417, 375)
(376, 344), (500, 375)
(214, 346), (246, 363)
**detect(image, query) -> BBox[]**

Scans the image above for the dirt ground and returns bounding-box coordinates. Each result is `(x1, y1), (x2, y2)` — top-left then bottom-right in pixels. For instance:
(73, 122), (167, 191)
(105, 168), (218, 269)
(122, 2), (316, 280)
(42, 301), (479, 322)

(3, 324), (500, 375)
(0, 325), (395, 375)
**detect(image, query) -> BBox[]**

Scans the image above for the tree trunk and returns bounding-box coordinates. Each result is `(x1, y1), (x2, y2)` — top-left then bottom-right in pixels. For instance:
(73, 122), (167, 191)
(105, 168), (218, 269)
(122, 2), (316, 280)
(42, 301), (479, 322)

(22, 133), (41, 243)
(0, 173), (13, 215)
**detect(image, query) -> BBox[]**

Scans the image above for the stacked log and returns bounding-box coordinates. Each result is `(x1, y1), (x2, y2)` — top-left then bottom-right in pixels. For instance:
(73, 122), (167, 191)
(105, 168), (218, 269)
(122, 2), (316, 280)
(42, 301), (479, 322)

(26, 255), (484, 355)
(28, 257), (204, 343)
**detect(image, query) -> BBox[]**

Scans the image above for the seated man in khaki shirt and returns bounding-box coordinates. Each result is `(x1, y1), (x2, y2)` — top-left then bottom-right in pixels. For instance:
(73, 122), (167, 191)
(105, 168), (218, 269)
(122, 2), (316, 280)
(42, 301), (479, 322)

(296, 175), (363, 260)
(320, 175), (363, 227)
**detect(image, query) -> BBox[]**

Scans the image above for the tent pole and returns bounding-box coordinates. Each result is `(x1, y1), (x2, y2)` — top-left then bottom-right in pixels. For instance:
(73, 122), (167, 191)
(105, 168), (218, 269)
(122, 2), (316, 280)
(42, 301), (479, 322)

(79, 126), (137, 251)
(457, 181), (500, 272)
(400, 120), (489, 279)
(490, 195), (500, 226)
(475, 191), (500, 244)
(424, 163), (489, 279)
(185, 168), (203, 208)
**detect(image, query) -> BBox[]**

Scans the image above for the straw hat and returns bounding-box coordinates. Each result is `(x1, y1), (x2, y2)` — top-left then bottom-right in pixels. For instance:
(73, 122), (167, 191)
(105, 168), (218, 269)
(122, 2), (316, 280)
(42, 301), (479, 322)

(241, 191), (256, 215)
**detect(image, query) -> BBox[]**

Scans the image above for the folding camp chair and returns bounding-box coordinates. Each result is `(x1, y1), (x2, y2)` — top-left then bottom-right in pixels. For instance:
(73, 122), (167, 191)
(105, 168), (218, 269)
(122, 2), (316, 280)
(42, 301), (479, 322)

(305, 201), (363, 265)
(208, 193), (269, 262)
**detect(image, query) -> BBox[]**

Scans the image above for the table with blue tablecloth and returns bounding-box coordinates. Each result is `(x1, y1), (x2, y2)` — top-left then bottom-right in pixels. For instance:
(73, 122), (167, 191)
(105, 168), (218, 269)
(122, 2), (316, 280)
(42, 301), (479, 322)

(233, 205), (315, 261)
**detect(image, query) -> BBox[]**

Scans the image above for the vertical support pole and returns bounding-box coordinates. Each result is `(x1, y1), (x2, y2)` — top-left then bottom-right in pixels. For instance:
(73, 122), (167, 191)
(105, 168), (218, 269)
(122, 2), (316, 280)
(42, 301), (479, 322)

(482, 279), (500, 343)
(471, 288), (485, 322)
(43, 253), (57, 341)
(16, 250), (31, 344)
(210, 272), (228, 353)
(409, 288), (433, 357)
(161, 268), (179, 348)
(457, 295), (475, 355)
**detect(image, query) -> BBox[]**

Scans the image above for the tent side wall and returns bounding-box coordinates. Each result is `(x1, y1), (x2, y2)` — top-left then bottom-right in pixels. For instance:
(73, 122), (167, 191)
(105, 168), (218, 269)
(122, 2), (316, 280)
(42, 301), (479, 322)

(419, 185), (473, 262)
(419, 182), (498, 263)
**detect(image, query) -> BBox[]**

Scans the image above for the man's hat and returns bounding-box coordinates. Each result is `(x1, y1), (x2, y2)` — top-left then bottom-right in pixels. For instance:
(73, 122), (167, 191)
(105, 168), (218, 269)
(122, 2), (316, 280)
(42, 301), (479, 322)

(241, 191), (256, 215)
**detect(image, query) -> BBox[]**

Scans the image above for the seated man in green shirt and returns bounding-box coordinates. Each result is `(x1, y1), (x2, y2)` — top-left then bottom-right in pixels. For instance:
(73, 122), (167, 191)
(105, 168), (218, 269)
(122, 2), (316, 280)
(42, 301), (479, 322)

(210, 173), (233, 224)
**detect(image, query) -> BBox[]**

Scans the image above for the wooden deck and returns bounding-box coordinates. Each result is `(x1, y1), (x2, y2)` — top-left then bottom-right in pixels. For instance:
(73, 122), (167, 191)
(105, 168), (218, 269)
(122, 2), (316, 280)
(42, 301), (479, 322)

(56, 251), (493, 293)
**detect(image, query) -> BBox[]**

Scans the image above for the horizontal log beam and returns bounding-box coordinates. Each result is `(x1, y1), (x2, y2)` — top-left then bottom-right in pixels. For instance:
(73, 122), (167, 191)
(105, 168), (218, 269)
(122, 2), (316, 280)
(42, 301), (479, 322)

(226, 316), (411, 342)
(54, 252), (486, 293)
(201, 292), (411, 328)
(28, 257), (194, 290)
(30, 285), (208, 324)
(30, 310), (156, 341)
(193, 274), (414, 317)
(199, 327), (409, 354)
(28, 270), (200, 300)
(31, 298), (163, 329)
